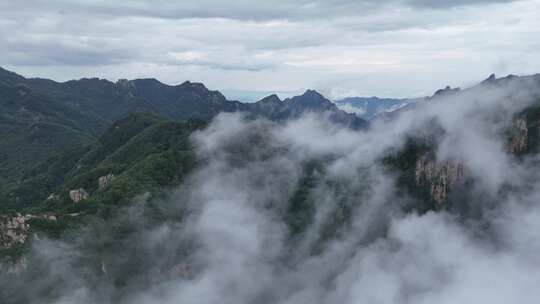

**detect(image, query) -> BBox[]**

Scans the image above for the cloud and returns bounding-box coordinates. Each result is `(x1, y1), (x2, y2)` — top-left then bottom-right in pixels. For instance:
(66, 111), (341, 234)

(167, 49), (278, 72)
(404, 0), (521, 9)
(3, 76), (540, 303)
(0, 1), (522, 21)
(1, 0), (539, 96)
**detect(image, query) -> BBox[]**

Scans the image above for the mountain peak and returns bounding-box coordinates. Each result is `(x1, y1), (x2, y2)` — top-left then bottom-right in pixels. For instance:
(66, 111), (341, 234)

(430, 85), (460, 99)
(301, 89), (325, 99)
(0, 66), (26, 85)
(132, 78), (162, 84)
(257, 94), (282, 104)
(179, 80), (209, 92)
(480, 73), (498, 86)
(286, 90), (333, 106)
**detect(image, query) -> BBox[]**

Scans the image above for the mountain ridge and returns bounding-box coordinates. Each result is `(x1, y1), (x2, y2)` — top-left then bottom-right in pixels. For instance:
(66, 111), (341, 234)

(0, 67), (368, 208)
(0, 67), (366, 126)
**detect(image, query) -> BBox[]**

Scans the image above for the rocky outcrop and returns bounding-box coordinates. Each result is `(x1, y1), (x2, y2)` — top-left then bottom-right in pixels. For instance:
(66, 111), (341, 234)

(250, 90), (368, 130)
(69, 188), (89, 203)
(415, 155), (465, 206)
(1, 213), (57, 274)
(0, 213), (58, 250)
(0, 214), (30, 249)
(507, 118), (528, 154)
(429, 86), (460, 99)
(98, 174), (115, 190)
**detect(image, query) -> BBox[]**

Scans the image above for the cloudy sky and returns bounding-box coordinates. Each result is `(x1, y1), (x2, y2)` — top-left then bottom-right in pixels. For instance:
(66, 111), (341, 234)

(1, 0), (539, 100)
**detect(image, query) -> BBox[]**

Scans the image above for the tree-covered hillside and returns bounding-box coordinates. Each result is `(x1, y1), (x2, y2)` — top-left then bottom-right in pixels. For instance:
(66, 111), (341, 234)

(0, 81), (106, 208)
(16, 113), (205, 213)
(0, 67), (368, 210)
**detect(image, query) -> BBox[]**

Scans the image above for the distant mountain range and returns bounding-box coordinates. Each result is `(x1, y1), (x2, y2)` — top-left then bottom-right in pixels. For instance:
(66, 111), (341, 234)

(0, 67), (366, 126)
(3, 68), (540, 301)
(335, 96), (420, 120)
(2, 66), (538, 211)
(336, 74), (531, 122)
(0, 67), (366, 208)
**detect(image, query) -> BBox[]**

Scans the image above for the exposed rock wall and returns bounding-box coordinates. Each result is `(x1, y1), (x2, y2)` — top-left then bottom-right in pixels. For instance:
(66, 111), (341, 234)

(0, 213), (58, 250)
(1, 213), (57, 274)
(69, 188), (89, 202)
(507, 118), (528, 154)
(415, 155), (465, 206)
(98, 174), (115, 190)
(0, 214), (30, 249)
(414, 115), (538, 205)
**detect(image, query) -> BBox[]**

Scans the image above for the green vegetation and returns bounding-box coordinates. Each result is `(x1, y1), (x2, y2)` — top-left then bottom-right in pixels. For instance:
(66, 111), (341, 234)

(0, 67), (240, 211)
(0, 81), (106, 209)
(285, 160), (322, 236)
(23, 113), (206, 216)
(521, 102), (540, 154)
(382, 135), (439, 213)
(0, 113), (205, 262)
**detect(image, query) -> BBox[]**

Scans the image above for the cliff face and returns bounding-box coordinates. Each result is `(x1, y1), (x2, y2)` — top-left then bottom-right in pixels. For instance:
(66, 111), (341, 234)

(0, 214), (30, 249)
(415, 155), (465, 206)
(98, 174), (115, 191)
(69, 188), (89, 202)
(0, 213), (58, 250)
(411, 113), (540, 206)
(0, 213), (57, 273)
(507, 118), (528, 154)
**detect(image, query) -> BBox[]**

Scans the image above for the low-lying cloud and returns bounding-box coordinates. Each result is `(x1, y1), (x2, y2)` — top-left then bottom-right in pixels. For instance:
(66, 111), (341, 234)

(2, 77), (540, 303)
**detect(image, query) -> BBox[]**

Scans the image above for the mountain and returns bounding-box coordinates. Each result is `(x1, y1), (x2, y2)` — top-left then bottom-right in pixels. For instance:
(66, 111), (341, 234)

(0, 79), (107, 208)
(0, 111), (204, 213)
(250, 90), (368, 129)
(2, 72), (540, 303)
(24, 113), (203, 214)
(0, 68), (220, 209)
(374, 74), (540, 122)
(1, 67), (367, 127)
(335, 96), (417, 120)
(0, 112), (204, 273)
(1, 69), (246, 123)
(0, 67), (371, 209)
(0, 67), (27, 85)
(429, 85), (461, 99)
(246, 94), (284, 119)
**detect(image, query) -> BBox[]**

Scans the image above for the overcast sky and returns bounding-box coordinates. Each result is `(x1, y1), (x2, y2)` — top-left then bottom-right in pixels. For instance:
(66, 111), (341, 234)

(1, 0), (539, 100)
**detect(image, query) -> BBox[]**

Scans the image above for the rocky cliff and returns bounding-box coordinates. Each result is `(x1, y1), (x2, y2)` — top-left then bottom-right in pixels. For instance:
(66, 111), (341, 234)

(98, 174), (115, 191)
(507, 118), (528, 154)
(0, 214), (30, 249)
(69, 188), (89, 203)
(412, 110), (540, 206)
(0, 213), (57, 249)
(415, 155), (465, 206)
(0, 213), (57, 273)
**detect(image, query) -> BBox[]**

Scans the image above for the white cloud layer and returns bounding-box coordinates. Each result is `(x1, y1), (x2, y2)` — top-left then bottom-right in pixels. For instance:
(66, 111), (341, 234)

(3, 74), (540, 303)
(0, 0), (539, 97)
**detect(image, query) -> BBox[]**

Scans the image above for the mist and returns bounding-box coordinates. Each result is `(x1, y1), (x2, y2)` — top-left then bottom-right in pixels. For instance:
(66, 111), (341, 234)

(2, 76), (540, 304)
